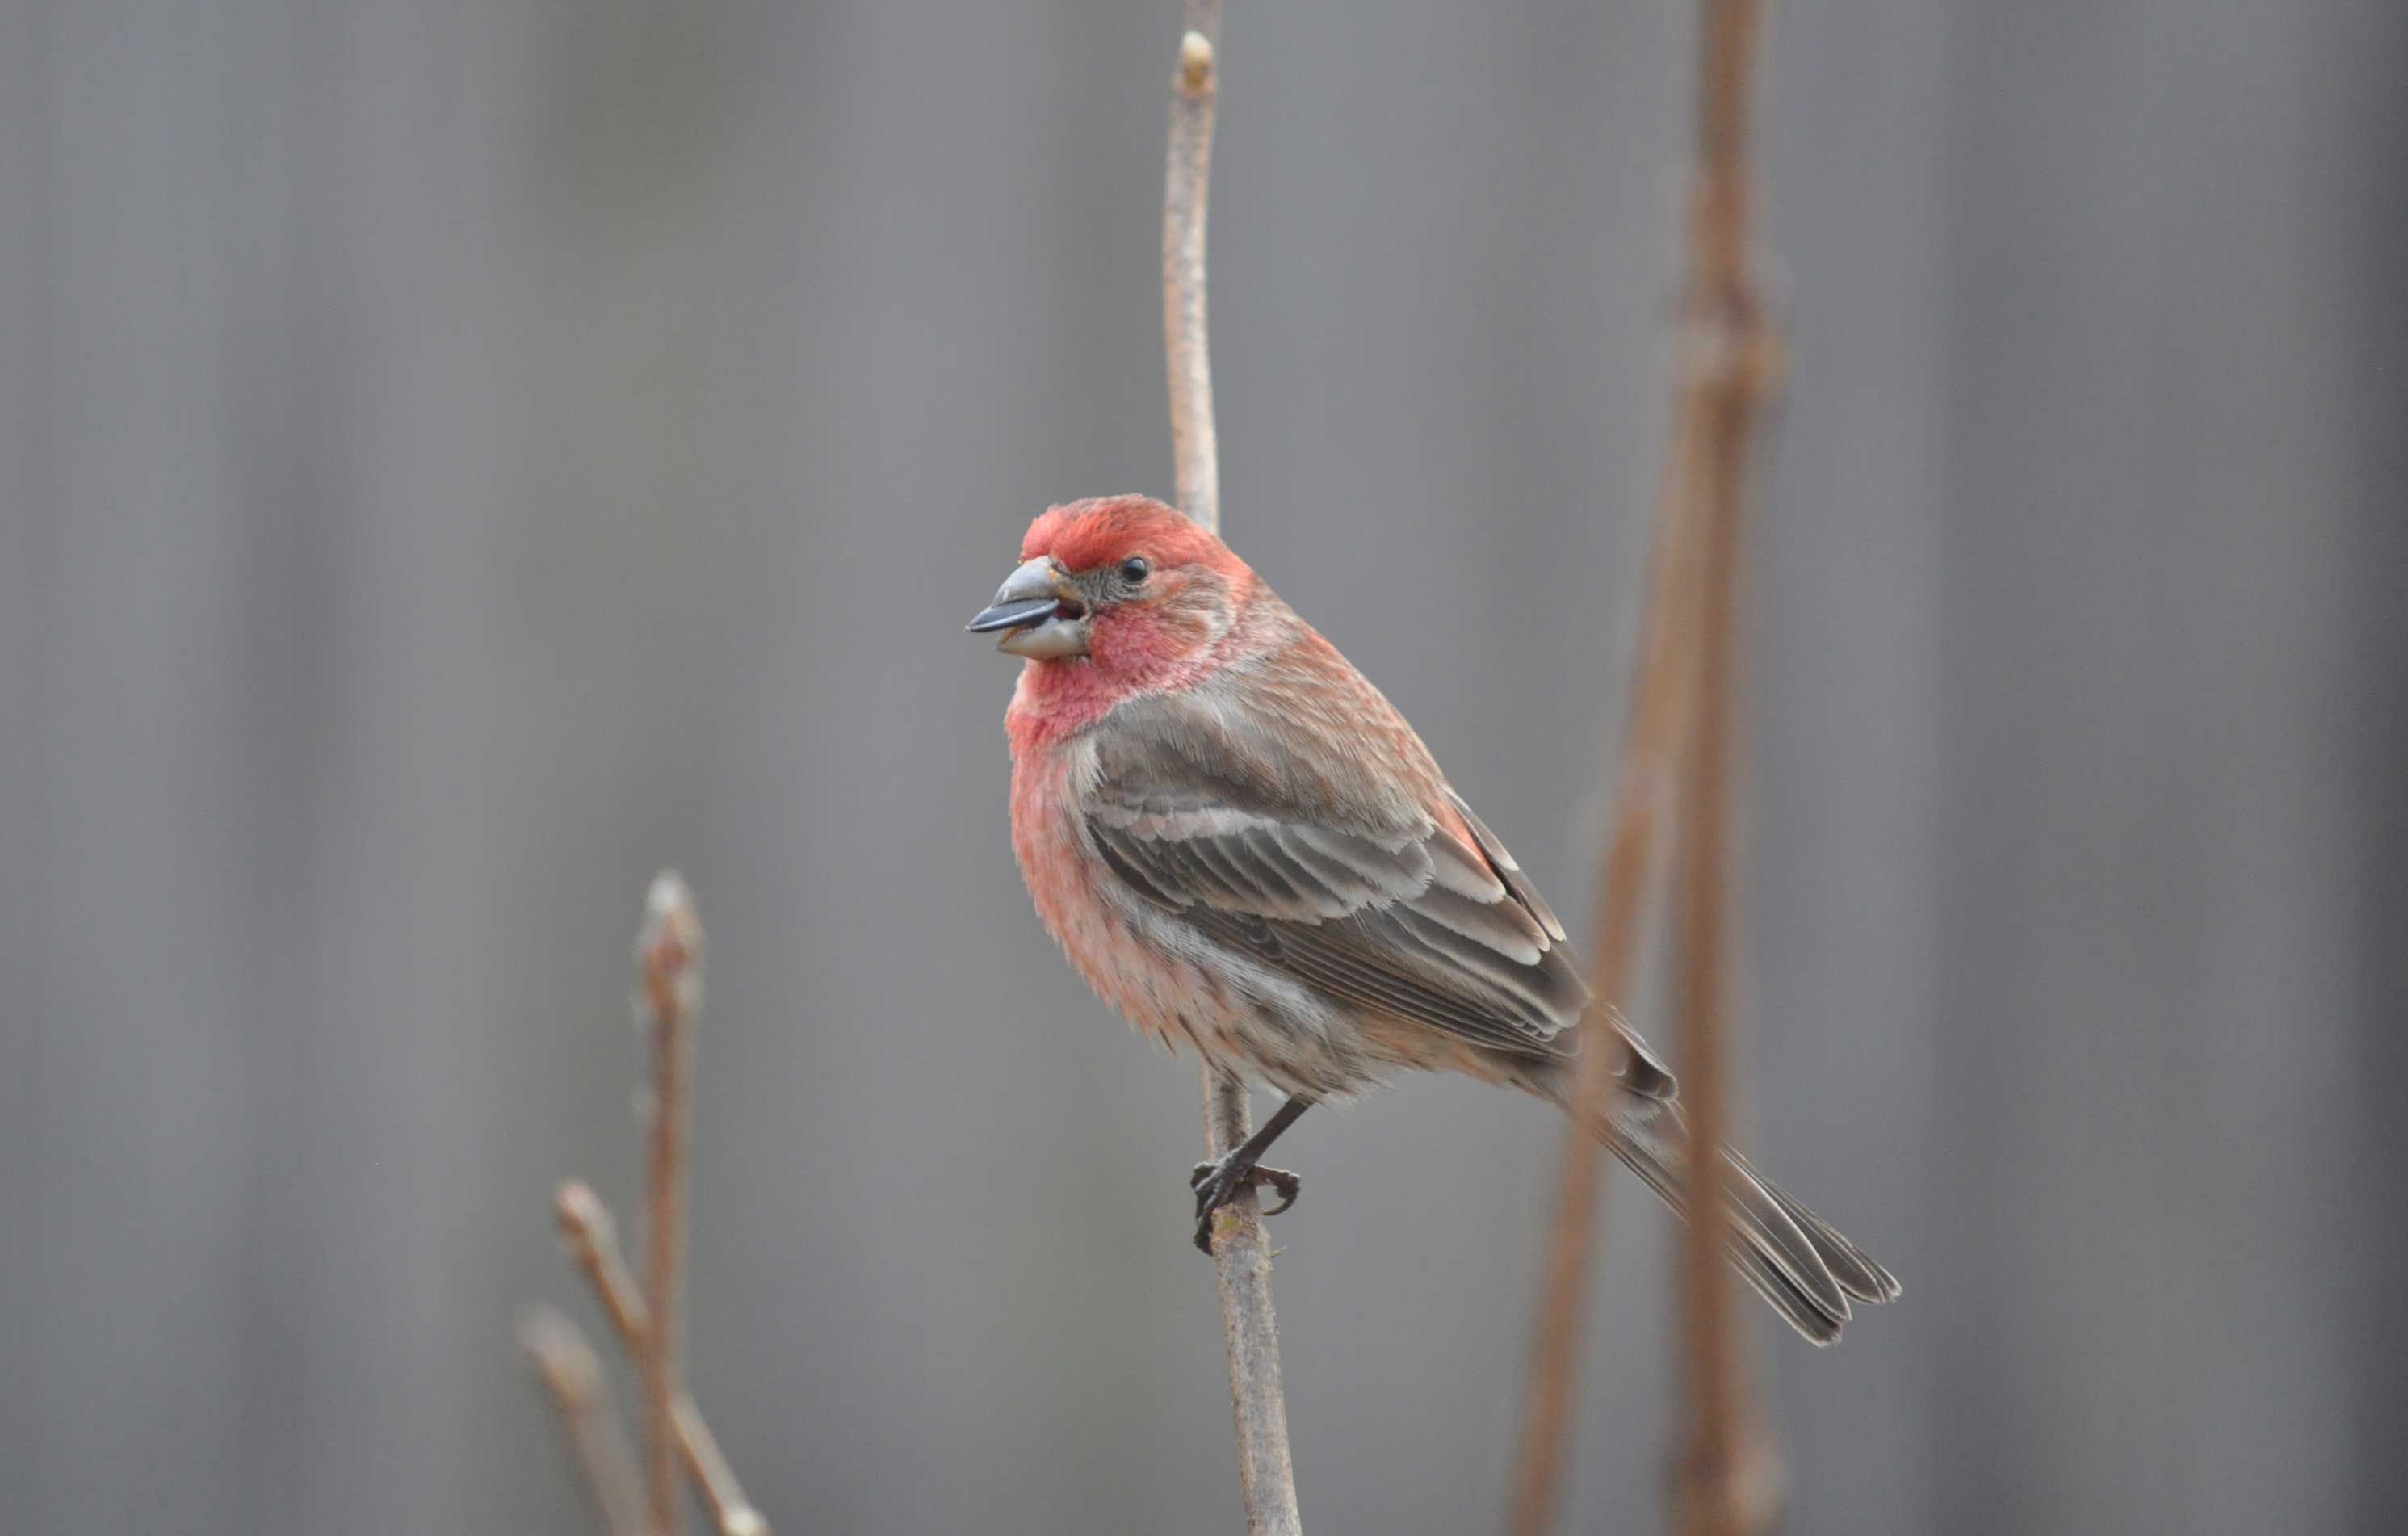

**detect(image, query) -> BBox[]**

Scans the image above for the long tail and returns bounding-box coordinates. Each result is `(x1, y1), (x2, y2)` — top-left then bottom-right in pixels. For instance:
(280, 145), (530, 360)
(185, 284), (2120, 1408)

(1599, 1091), (1901, 1345)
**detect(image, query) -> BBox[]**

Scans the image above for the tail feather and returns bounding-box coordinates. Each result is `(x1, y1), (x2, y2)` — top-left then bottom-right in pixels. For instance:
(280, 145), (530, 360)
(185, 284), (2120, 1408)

(1602, 1094), (1898, 1345)
(1728, 1149), (1902, 1304)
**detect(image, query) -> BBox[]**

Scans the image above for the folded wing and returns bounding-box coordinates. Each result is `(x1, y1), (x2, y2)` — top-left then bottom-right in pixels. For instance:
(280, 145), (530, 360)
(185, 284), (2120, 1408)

(1084, 695), (1588, 1062)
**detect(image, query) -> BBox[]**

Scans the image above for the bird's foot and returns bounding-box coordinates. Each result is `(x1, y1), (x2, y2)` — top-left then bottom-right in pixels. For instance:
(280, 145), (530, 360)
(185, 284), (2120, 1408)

(1189, 1154), (1301, 1253)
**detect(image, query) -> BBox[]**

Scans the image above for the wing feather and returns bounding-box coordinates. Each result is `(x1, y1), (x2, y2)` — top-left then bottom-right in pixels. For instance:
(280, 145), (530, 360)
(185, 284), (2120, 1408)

(1085, 693), (1588, 1062)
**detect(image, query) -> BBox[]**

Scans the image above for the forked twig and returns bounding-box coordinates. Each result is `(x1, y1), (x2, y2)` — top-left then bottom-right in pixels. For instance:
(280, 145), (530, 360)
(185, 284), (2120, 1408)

(557, 1182), (768, 1536)
(528, 875), (766, 1536)
(1162, 6), (1304, 1533)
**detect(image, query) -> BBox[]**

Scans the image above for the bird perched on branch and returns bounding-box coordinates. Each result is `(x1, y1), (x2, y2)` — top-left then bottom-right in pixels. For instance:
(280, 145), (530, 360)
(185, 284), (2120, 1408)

(970, 494), (1898, 1343)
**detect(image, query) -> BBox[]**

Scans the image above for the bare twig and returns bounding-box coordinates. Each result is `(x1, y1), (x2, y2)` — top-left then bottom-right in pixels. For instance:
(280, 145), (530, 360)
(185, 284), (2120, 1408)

(532, 875), (763, 1536)
(668, 1398), (767, 1536)
(637, 873), (703, 1536)
(1165, 10), (1222, 530)
(1199, 1064), (1302, 1534)
(560, 1181), (650, 1343)
(1163, 9), (1303, 1534)
(1669, 2), (1783, 1532)
(557, 1181), (769, 1536)
(524, 1307), (646, 1536)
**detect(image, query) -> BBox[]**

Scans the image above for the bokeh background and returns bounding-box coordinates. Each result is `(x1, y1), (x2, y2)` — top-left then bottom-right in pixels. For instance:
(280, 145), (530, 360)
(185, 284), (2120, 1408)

(4, 2), (2405, 1532)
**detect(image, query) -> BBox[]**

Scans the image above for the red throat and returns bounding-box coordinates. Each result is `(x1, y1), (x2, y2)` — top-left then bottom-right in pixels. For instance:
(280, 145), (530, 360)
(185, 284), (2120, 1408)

(1007, 661), (1126, 753)
(1007, 597), (1244, 750)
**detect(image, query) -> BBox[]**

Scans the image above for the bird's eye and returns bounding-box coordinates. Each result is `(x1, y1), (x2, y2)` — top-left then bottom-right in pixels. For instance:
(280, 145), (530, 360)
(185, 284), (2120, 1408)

(1119, 556), (1152, 585)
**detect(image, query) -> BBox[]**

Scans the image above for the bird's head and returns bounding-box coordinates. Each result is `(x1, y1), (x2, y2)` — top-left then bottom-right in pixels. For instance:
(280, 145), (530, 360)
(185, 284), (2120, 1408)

(967, 495), (1255, 691)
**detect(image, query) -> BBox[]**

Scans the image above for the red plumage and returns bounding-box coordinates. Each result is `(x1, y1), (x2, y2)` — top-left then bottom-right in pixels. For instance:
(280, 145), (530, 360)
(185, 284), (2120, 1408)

(1021, 494), (1241, 580)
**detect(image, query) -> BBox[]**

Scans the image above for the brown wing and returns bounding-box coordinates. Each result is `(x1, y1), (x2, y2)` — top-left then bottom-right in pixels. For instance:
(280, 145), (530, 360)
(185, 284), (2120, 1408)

(1084, 693), (1589, 1061)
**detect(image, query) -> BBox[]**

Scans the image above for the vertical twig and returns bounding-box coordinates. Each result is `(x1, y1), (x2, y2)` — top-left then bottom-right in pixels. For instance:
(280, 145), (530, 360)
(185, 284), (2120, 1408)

(1670, 2), (1782, 1533)
(524, 1307), (647, 1536)
(557, 1182), (769, 1536)
(1199, 1064), (1301, 1534)
(1164, 9), (1304, 1534)
(638, 874), (703, 1536)
(1165, 7), (1223, 531)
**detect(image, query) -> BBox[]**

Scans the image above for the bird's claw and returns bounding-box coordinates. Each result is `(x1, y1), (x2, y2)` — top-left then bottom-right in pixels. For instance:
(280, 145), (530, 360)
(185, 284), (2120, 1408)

(1189, 1156), (1303, 1252)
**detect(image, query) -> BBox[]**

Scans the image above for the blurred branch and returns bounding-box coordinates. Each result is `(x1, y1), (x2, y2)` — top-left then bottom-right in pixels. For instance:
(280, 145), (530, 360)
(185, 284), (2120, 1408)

(529, 875), (767, 1536)
(1504, 145), (1720, 1536)
(1507, 2), (1786, 1531)
(524, 1307), (645, 1536)
(1669, 1), (1785, 1532)
(1164, 8), (1304, 1534)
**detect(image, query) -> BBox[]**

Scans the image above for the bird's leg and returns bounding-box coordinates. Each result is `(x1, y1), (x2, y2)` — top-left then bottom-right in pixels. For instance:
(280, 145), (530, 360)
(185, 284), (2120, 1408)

(1190, 1094), (1311, 1253)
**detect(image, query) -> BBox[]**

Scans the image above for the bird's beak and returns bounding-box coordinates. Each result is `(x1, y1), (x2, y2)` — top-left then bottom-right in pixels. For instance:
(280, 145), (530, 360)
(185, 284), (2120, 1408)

(966, 556), (1091, 658)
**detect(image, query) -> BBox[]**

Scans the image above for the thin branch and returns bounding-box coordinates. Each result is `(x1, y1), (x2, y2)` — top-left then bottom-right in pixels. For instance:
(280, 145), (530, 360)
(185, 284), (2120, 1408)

(1199, 1064), (1302, 1534)
(1671, 1), (1783, 1533)
(560, 1181), (649, 1343)
(668, 1398), (768, 1536)
(1163, 9), (1303, 1534)
(1165, 9), (1223, 530)
(524, 1306), (646, 1536)
(638, 872), (703, 1536)
(557, 1181), (769, 1536)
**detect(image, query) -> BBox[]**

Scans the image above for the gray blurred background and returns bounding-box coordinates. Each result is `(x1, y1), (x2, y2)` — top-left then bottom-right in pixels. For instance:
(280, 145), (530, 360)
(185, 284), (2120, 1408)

(3, 1), (2404, 1532)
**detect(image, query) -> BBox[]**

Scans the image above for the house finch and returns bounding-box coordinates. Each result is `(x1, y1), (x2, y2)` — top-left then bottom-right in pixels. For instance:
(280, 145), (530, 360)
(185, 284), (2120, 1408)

(971, 494), (1898, 1343)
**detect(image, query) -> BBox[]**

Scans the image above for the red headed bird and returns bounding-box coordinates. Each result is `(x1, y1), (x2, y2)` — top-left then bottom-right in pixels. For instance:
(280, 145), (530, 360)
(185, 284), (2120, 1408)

(971, 495), (1897, 1342)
